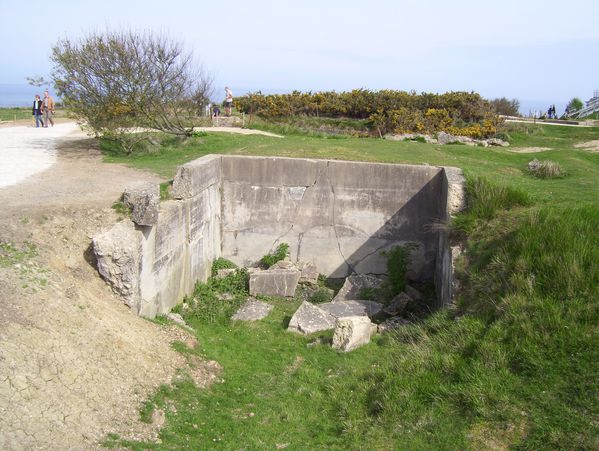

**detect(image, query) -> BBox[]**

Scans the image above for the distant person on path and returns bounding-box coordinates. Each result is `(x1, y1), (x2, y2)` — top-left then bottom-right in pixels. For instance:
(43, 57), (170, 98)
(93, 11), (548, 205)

(32, 94), (43, 128)
(213, 104), (221, 117)
(224, 86), (233, 117)
(41, 90), (55, 127)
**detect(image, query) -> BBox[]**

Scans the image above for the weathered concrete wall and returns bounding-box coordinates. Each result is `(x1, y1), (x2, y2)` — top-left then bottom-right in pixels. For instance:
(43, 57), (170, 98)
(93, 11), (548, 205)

(220, 156), (445, 279)
(94, 156), (222, 318)
(94, 154), (464, 317)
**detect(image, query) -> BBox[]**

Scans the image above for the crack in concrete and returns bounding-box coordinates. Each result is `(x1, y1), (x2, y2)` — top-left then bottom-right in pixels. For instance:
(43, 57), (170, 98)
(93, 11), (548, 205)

(327, 161), (355, 275)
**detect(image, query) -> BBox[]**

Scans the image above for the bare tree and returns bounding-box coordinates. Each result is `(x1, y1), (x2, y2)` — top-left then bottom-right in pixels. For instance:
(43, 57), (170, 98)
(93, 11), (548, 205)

(50, 30), (212, 142)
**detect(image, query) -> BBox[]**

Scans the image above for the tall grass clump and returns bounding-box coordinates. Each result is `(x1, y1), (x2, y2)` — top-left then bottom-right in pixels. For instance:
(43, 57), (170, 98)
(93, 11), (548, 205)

(452, 176), (531, 235)
(526, 159), (565, 179)
(260, 242), (290, 268)
(326, 205), (599, 449)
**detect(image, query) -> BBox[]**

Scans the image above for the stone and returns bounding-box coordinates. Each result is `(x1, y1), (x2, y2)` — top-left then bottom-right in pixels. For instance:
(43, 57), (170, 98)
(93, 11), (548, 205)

(383, 292), (411, 316)
(166, 312), (187, 326)
(405, 285), (423, 301)
(288, 301), (336, 335)
(171, 154), (221, 200)
(232, 298), (274, 321)
(320, 300), (383, 319)
(486, 138), (509, 147)
(215, 268), (237, 279)
(249, 268), (301, 297)
(269, 260), (296, 270)
(297, 261), (319, 286)
(92, 220), (142, 312)
(332, 316), (377, 352)
(123, 181), (160, 226)
(437, 131), (459, 145)
(332, 274), (383, 303)
(377, 317), (411, 333)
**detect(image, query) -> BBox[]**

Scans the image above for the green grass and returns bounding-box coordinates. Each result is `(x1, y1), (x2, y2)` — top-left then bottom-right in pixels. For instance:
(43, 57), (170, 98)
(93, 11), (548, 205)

(101, 121), (599, 449)
(0, 107), (30, 121)
(101, 123), (599, 206)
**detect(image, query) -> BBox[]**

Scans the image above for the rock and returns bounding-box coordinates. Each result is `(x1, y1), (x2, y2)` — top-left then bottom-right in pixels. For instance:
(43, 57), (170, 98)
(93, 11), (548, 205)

(377, 317), (411, 333)
(269, 260), (296, 270)
(231, 298), (274, 321)
(486, 138), (509, 147)
(123, 181), (160, 226)
(216, 293), (235, 301)
(405, 285), (423, 301)
(332, 316), (377, 352)
(297, 261), (319, 286)
(249, 268), (301, 297)
(437, 131), (459, 145)
(215, 268), (237, 279)
(92, 220), (142, 312)
(320, 300), (383, 319)
(383, 292), (411, 316)
(167, 312), (187, 326)
(288, 301), (336, 335)
(151, 408), (166, 428)
(332, 274), (383, 303)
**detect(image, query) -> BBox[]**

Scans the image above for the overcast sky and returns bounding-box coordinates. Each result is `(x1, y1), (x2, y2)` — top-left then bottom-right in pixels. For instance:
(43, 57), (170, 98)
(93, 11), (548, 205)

(1, 0), (598, 108)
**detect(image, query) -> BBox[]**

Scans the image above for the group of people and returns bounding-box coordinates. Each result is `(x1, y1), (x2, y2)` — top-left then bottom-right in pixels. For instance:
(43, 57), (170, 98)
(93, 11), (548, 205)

(211, 86), (234, 118)
(547, 104), (558, 119)
(31, 90), (55, 128)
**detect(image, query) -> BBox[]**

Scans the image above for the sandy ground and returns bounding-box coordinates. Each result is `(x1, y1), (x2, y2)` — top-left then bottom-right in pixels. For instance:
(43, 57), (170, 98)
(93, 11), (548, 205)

(0, 122), (221, 449)
(507, 147), (553, 153)
(574, 140), (599, 152)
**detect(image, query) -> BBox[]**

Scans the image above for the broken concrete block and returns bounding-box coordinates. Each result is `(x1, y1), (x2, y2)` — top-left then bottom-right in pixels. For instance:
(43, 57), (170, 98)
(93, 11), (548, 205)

(269, 260), (296, 270)
(123, 181), (160, 226)
(332, 316), (377, 352)
(383, 292), (411, 316)
(92, 220), (143, 312)
(297, 261), (319, 286)
(405, 285), (423, 301)
(320, 300), (383, 319)
(332, 274), (383, 303)
(288, 301), (336, 335)
(249, 268), (301, 297)
(232, 298), (274, 321)
(171, 154), (221, 200)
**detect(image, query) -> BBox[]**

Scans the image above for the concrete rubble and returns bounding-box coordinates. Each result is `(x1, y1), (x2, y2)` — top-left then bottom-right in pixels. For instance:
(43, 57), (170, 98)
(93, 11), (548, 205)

(287, 301), (336, 335)
(320, 300), (383, 319)
(123, 181), (160, 226)
(332, 316), (377, 352)
(231, 298), (274, 321)
(332, 274), (383, 303)
(383, 292), (411, 316)
(249, 266), (301, 297)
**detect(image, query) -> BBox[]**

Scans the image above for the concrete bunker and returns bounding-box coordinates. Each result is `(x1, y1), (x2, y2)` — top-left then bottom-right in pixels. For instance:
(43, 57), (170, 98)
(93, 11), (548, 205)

(93, 155), (465, 318)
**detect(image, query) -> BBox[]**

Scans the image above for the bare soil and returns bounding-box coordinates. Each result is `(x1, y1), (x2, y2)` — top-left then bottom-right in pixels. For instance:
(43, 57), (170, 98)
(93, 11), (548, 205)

(0, 124), (220, 449)
(574, 140), (599, 152)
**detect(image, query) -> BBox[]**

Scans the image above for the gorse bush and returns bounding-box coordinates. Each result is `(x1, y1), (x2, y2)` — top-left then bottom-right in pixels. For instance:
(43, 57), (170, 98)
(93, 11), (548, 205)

(236, 89), (501, 138)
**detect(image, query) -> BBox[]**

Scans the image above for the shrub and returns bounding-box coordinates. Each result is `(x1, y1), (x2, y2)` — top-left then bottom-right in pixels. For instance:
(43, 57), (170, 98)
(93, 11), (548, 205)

(526, 159), (565, 179)
(309, 287), (334, 304)
(380, 245), (413, 301)
(211, 257), (237, 277)
(260, 243), (290, 268)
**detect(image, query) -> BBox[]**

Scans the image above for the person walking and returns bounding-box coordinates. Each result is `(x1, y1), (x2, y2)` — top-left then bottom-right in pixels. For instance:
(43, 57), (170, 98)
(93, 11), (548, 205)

(224, 86), (233, 117)
(32, 94), (44, 128)
(41, 90), (55, 127)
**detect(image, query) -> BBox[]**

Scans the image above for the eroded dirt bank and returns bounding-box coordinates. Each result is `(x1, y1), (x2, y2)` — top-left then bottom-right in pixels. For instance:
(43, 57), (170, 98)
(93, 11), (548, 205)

(0, 124), (214, 449)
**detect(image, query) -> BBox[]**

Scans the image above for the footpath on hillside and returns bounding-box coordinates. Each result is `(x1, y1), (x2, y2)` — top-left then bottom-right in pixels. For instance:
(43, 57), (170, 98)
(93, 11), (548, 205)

(0, 122), (224, 449)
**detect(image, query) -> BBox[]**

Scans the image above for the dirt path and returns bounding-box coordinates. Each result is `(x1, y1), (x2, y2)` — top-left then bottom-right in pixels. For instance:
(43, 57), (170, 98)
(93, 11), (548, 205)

(0, 123), (218, 449)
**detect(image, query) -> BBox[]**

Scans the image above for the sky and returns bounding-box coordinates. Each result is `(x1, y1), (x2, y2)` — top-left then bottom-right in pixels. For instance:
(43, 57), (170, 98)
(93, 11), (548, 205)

(1, 0), (598, 113)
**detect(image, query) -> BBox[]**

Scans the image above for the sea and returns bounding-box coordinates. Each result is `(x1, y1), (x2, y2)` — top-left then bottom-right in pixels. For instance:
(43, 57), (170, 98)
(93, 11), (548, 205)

(0, 83), (566, 117)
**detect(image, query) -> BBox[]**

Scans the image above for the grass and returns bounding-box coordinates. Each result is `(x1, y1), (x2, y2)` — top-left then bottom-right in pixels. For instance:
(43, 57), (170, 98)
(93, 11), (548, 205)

(0, 107), (30, 122)
(100, 120), (599, 449)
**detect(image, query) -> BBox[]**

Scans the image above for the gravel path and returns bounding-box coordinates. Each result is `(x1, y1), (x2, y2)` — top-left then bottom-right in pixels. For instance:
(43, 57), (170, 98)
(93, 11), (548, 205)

(0, 122), (219, 449)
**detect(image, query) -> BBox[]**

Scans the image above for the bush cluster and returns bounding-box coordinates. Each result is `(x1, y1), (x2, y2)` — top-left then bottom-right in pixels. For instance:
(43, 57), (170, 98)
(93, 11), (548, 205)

(235, 89), (501, 138)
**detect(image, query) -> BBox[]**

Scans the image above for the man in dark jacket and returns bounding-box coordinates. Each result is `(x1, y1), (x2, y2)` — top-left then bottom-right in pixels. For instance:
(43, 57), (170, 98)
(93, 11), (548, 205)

(32, 94), (43, 128)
